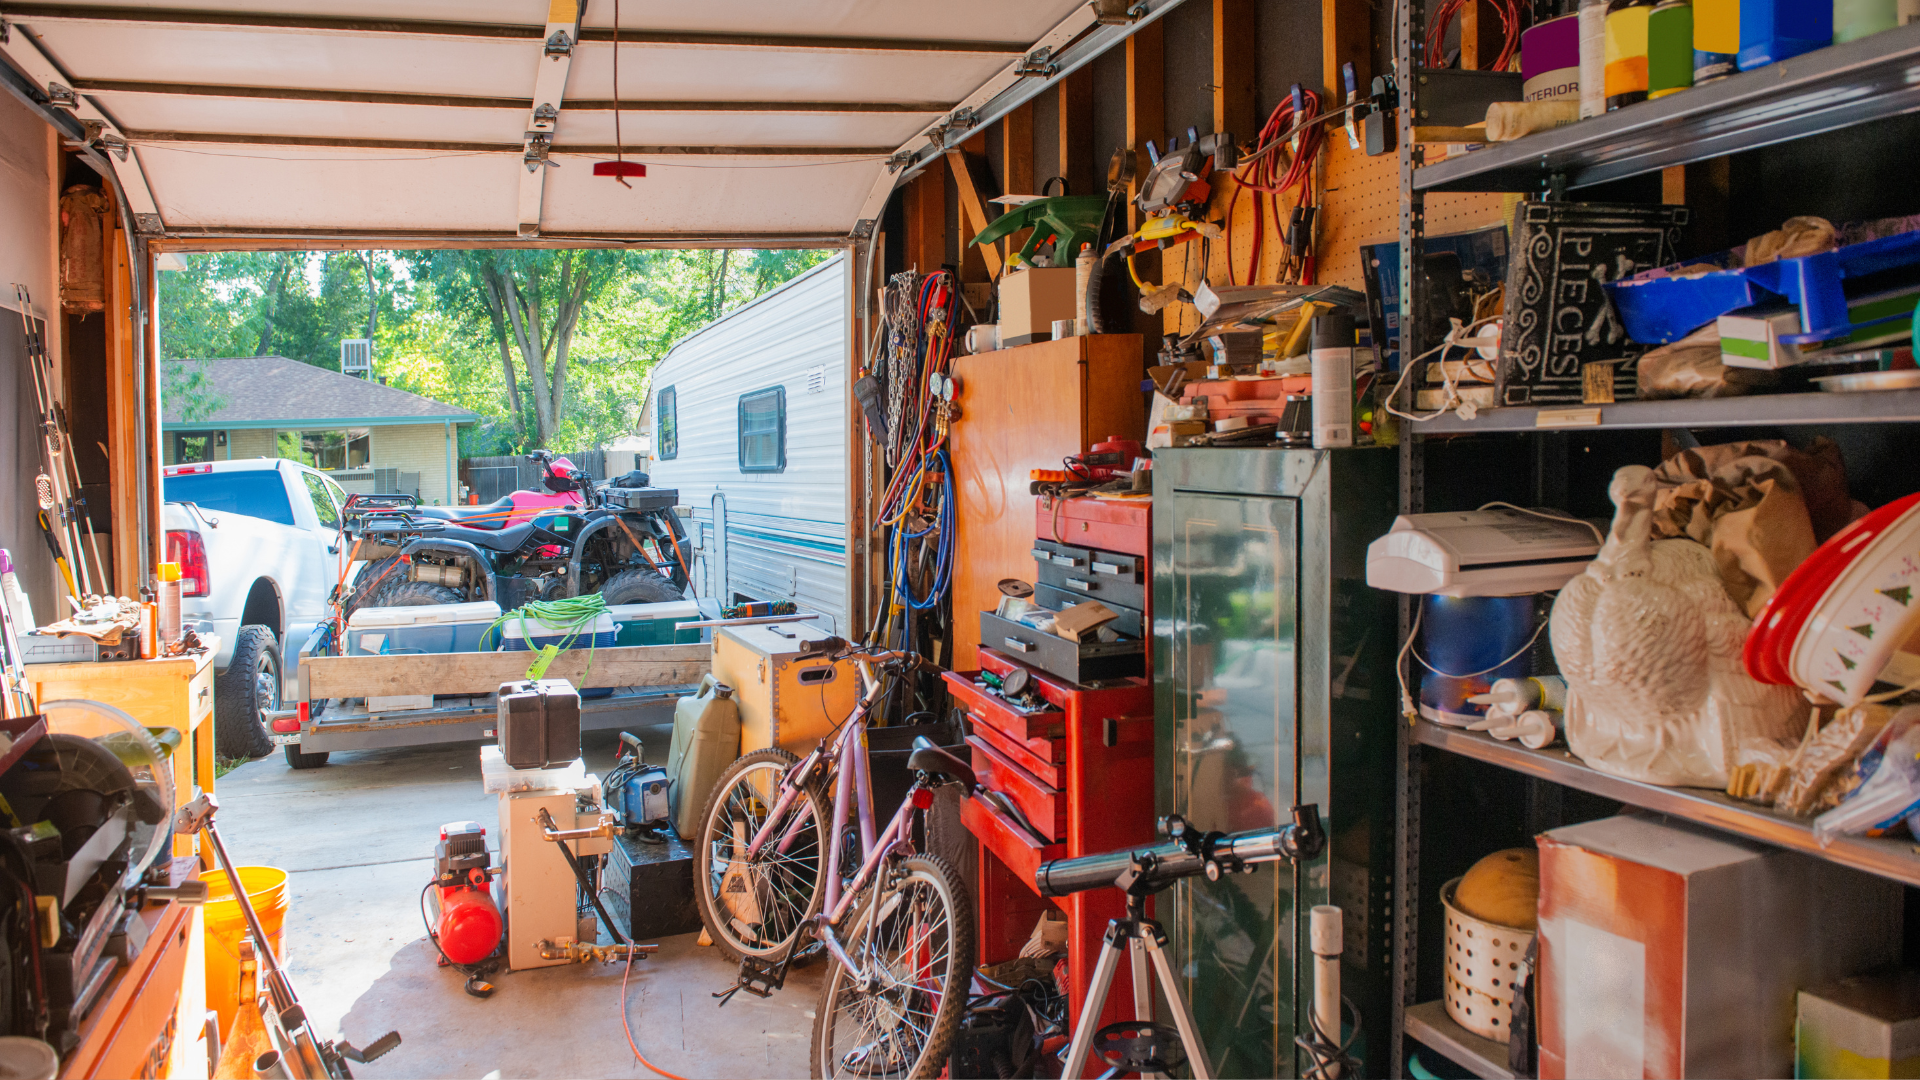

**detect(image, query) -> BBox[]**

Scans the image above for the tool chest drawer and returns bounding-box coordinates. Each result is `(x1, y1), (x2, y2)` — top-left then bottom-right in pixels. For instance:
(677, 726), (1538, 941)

(945, 673), (1067, 742)
(979, 611), (1144, 685)
(1034, 584), (1144, 636)
(1029, 537), (1094, 570)
(968, 734), (1065, 840)
(960, 791), (1063, 895)
(971, 713), (1062, 787)
(1035, 560), (1146, 611)
(1036, 496), (1150, 557)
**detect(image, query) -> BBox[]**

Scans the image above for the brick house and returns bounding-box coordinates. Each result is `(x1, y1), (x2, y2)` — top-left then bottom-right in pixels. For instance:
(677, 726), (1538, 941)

(162, 356), (479, 504)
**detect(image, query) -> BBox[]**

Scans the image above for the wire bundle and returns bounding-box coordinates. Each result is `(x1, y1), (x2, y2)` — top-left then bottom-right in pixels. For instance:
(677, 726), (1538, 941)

(873, 272), (961, 648)
(1228, 88), (1328, 286)
(1426, 0), (1523, 71)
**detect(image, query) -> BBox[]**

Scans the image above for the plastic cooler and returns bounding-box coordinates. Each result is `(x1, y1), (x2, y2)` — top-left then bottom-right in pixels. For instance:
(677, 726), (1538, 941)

(606, 600), (703, 646)
(345, 600), (503, 655)
(498, 610), (617, 651)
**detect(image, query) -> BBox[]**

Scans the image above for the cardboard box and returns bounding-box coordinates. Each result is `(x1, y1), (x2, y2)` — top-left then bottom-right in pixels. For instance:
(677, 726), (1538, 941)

(1537, 815), (1900, 1079)
(999, 266), (1078, 347)
(1052, 600), (1117, 643)
(1798, 971), (1920, 1079)
(1720, 286), (1920, 370)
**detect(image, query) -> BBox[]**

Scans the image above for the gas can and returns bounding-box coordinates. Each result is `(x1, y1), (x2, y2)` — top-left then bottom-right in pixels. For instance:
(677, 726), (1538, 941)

(666, 674), (742, 840)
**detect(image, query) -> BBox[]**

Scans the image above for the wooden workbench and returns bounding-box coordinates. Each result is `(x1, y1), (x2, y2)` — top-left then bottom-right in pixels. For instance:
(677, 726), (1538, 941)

(26, 644), (218, 859)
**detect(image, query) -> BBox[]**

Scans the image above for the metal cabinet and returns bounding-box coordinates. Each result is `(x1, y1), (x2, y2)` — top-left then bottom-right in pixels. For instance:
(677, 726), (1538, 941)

(1153, 448), (1399, 1078)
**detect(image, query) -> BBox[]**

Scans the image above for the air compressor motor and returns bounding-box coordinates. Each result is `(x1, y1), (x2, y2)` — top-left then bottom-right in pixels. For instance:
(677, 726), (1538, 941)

(430, 820), (504, 995)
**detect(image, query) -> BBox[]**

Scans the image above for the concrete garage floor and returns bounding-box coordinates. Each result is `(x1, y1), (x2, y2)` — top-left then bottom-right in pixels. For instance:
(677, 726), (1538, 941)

(216, 725), (822, 1080)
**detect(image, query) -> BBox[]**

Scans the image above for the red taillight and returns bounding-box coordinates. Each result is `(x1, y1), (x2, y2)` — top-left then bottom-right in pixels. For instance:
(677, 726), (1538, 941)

(164, 463), (213, 475)
(165, 529), (210, 597)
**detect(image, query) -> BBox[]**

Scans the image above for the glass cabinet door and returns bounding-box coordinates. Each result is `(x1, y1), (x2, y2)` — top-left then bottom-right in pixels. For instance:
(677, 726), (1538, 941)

(1157, 489), (1301, 1078)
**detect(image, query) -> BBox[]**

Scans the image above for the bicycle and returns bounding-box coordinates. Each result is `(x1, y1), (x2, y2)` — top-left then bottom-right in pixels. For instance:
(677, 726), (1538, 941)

(691, 641), (978, 1079)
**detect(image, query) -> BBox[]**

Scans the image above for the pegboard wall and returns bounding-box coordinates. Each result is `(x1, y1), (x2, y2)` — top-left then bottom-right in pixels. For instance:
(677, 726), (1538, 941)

(1166, 141), (1510, 335)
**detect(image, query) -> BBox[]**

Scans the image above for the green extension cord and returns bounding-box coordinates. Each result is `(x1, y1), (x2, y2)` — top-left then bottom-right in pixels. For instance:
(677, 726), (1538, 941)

(484, 592), (609, 681)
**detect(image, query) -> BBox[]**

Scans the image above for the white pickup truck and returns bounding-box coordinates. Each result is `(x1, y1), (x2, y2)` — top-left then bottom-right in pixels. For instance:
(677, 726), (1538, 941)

(162, 458), (348, 767)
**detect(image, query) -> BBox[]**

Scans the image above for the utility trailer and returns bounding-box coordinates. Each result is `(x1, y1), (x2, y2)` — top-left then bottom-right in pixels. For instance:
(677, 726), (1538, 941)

(276, 642), (709, 766)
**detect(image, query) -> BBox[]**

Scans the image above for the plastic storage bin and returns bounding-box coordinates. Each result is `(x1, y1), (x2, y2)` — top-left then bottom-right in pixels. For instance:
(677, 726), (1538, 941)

(345, 600), (502, 655)
(606, 600), (703, 646)
(498, 610), (617, 651)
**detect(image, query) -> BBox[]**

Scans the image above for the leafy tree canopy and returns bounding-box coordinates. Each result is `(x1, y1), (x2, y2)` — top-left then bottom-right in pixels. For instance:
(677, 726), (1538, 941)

(158, 247), (832, 454)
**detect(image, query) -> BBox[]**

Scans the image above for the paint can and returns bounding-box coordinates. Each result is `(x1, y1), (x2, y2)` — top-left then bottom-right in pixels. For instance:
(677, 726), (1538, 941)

(1522, 13), (1583, 102)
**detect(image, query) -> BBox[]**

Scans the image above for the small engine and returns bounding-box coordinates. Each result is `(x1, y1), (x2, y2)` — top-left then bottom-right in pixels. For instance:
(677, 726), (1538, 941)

(606, 733), (671, 835)
(432, 821), (502, 968)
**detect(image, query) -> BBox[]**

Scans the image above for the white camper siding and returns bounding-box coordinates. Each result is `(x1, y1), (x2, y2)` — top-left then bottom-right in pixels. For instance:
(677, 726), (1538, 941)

(647, 254), (848, 634)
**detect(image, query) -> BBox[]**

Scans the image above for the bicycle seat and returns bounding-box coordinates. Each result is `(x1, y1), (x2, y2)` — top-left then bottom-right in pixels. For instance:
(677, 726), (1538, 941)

(907, 736), (976, 790)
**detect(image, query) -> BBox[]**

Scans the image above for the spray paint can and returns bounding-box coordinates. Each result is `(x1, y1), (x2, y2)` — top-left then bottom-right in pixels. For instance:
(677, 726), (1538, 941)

(1522, 13), (1584, 102)
(1694, 0), (1741, 80)
(1311, 311), (1355, 449)
(1605, 0), (1658, 109)
(157, 562), (182, 646)
(1648, 0), (1696, 97)
(1579, 0), (1611, 116)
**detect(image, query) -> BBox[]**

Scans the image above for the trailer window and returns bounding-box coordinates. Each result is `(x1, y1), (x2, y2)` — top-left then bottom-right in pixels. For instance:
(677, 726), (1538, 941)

(737, 387), (786, 473)
(657, 386), (678, 461)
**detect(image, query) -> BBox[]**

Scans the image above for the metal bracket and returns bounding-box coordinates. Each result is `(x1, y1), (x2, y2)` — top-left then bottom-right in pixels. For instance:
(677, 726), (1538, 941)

(45, 82), (74, 110)
(850, 218), (876, 240)
(80, 118), (104, 143)
(531, 102), (558, 130)
(948, 107), (981, 132)
(132, 212), (163, 234)
(886, 150), (915, 173)
(94, 132), (128, 161)
(1015, 47), (1059, 79)
(523, 133), (554, 172)
(544, 30), (573, 58)
(1088, 0), (1150, 23)
(1545, 171), (1568, 201)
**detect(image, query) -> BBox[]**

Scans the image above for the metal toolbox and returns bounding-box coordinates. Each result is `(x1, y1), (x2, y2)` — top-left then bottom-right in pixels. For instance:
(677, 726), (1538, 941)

(1034, 584), (1143, 637)
(603, 832), (702, 941)
(496, 678), (581, 769)
(601, 485), (679, 511)
(978, 610), (1144, 685)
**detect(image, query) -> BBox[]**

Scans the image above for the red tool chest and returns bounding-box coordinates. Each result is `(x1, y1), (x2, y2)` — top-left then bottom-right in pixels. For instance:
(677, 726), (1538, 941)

(945, 648), (1154, 1060)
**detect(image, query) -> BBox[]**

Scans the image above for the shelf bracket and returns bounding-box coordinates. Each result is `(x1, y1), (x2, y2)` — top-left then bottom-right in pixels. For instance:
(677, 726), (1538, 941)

(1545, 170), (1567, 202)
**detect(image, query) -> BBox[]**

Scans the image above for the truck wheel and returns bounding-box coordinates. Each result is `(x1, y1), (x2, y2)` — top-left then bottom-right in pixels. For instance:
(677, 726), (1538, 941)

(216, 625), (279, 760)
(382, 580), (463, 606)
(284, 743), (330, 770)
(600, 569), (683, 605)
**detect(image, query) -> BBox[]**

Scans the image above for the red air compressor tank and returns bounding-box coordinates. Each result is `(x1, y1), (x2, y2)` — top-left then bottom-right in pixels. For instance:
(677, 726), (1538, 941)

(433, 821), (502, 965)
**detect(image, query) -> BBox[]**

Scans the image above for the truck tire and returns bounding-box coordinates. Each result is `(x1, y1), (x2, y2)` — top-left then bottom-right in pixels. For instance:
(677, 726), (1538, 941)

(283, 743), (330, 770)
(600, 569), (683, 605)
(216, 625), (279, 760)
(381, 580), (463, 606)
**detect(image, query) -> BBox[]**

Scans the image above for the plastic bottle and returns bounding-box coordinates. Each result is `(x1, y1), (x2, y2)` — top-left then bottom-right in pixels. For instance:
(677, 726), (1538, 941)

(1648, 0), (1697, 97)
(157, 562), (182, 646)
(1468, 675), (1569, 715)
(1694, 0), (1741, 79)
(1310, 311), (1355, 449)
(1579, 0), (1611, 116)
(1737, 0), (1834, 69)
(1833, 0), (1899, 40)
(1605, 0), (1659, 110)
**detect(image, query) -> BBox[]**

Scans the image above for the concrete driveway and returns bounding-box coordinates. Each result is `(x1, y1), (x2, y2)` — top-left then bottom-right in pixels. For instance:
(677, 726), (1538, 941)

(215, 725), (822, 1080)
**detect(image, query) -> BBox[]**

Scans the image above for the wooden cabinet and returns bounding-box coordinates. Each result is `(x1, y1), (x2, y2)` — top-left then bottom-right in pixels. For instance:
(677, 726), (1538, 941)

(27, 648), (218, 859)
(949, 334), (1144, 667)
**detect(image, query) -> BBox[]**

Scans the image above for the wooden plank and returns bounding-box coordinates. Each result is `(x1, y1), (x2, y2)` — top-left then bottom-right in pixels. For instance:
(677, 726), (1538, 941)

(304, 643), (711, 698)
(1058, 65), (1095, 198)
(1662, 164), (1686, 203)
(903, 165), (947, 274)
(107, 227), (141, 597)
(1002, 100), (1035, 196)
(1127, 21), (1166, 351)
(1215, 0), (1258, 142)
(1323, 0), (1372, 97)
(947, 146), (1004, 280)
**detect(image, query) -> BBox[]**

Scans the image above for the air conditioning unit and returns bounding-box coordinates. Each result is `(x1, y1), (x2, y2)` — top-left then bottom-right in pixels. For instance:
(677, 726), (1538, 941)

(340, 338), (372, 378)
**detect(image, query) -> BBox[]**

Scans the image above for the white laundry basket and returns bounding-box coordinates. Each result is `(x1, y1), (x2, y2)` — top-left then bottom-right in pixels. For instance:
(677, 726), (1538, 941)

(1440, 876), (1534, 1042)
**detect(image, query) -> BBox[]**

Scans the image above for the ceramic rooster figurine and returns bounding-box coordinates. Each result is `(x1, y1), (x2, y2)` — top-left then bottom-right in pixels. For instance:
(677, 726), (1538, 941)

(1550, 465), (1806, 787)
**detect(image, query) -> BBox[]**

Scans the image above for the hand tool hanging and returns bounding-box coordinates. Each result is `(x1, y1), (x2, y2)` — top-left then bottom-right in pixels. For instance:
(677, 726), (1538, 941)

(18, 285), (105, 599)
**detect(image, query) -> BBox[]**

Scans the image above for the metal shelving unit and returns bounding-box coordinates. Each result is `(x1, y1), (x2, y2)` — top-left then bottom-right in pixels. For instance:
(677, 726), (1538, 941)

(1413, 22), (1920, 193)
(1414, 721), (1920, 889)
(1387, 11), (1920, 1077)
(1413, 388), (1920, 434)
(1403, 1001), (1515, 1080)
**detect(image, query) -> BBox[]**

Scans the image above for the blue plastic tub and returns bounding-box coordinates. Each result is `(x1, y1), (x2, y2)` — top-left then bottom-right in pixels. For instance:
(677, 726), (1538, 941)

(1606, 229), (1920, 344)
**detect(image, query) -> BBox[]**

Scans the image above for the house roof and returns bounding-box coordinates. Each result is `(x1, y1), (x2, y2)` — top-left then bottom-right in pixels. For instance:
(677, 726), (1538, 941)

(162, 356), (479, 429)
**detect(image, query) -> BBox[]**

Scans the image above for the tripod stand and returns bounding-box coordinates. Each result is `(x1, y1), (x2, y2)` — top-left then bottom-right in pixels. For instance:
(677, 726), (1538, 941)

(1062, 888), (1214, 1079)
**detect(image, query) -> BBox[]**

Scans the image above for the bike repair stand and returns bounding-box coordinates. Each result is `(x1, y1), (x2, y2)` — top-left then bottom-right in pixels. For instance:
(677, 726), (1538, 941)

(1061, 855), (1215, 1080)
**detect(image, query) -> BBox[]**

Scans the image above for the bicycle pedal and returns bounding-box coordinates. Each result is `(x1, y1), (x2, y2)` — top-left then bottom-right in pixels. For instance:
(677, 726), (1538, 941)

(714, 952), (788, 1006)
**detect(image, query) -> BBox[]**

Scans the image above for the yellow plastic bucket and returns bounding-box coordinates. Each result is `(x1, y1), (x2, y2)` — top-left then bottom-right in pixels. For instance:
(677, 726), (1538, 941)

(200, 866), (289, 1038)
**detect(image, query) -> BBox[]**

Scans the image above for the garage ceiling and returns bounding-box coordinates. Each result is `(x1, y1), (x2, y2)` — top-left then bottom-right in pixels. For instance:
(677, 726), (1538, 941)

(0, 1), (1177, 244)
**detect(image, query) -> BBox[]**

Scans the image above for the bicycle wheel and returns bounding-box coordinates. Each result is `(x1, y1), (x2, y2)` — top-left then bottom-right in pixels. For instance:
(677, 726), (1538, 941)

(693, 748), (830, 961)
(810, 853), (974, 1080)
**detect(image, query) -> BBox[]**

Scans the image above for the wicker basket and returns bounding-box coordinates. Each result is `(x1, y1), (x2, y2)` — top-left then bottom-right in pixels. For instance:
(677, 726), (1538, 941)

(1440, 876), (1534, 1042)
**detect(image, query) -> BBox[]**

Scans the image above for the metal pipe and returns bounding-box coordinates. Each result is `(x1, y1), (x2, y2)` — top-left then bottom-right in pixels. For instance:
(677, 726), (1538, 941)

(124, 129), (893, 156)
(74, 80), (951, 113)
